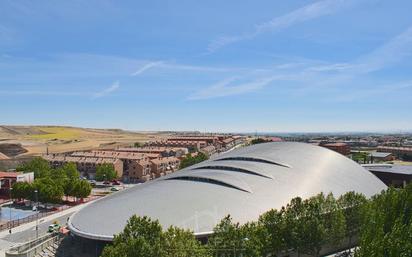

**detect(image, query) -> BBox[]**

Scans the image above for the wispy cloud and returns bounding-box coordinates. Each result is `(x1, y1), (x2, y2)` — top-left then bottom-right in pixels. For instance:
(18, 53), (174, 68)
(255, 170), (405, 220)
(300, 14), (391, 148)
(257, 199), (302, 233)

(130, 60), (242, 75)
(0, 90), (87, 96)
(330, 80), (412, 102)
(355, 26), (412, 73)
(92, 81), (120, 99)
(195, 24), (412, 100)
(131, 61), (163, 76)
(208, 0), (359, 52)
(189, 75), (296, 100)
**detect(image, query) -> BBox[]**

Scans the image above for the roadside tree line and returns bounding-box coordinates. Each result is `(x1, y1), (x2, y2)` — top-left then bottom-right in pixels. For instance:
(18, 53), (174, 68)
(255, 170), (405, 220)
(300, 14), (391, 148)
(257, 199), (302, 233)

(12, 157), (92, 205)
(101, 183), (412, 257)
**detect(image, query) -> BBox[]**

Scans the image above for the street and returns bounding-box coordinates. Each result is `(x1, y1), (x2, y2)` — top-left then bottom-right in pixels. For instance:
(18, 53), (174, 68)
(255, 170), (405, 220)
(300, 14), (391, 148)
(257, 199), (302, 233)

(3, 212), (73, 243)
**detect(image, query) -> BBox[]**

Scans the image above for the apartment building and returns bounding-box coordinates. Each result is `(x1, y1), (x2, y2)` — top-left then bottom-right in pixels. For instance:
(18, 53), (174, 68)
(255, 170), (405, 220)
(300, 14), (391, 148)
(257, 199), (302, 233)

(150, 157), (180, 178)
(44, 155), (123, 179)
(116, 146), (188, 157)
(71, 151), (152, 182)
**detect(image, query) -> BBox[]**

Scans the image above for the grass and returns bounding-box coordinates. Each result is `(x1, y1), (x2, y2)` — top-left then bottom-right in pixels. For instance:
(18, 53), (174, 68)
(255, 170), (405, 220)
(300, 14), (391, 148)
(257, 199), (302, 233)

(29, 127), (81, 140)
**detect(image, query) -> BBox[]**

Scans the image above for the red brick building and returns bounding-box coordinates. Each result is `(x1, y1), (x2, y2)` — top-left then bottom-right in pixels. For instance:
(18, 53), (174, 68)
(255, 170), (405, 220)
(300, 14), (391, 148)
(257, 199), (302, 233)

(321, 143), (351, 156)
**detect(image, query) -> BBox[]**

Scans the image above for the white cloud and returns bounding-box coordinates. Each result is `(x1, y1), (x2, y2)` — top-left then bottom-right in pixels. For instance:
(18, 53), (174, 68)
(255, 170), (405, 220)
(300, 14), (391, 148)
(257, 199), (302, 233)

(355, 26), (412, 73)
(194, 24), (412, 100)
(92, 81), (120, 99)
(189, 75), (295, 100)
(131, 61), (163, 76)
(0, 90), (87, 96)
(208, 0), (358, 52)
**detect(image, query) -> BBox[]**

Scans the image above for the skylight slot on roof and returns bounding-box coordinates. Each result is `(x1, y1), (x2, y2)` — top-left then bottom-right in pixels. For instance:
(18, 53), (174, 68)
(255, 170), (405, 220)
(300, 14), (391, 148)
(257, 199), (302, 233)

(215, 157), (291, 168)
(192, 165), (272, 179)
(164, 176), (251, 193)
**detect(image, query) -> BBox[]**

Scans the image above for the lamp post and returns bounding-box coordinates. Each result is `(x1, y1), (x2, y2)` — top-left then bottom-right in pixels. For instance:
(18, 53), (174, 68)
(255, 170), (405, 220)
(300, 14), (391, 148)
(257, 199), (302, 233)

(9, 187), (12, 234)
(34, 189), (39, 239)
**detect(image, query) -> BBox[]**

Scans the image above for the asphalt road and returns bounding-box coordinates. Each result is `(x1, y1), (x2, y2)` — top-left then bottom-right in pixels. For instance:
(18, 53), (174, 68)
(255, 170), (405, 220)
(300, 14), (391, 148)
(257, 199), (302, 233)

(2, 212), (73, 243)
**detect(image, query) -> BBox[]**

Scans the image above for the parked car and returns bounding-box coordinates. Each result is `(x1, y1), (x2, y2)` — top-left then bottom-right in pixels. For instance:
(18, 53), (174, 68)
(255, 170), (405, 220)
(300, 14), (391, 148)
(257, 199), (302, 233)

(110, 187), (120, 192)
(111, 180), (121, 185)
(103, 181), (111, 185)
(48, 223), (60, 233)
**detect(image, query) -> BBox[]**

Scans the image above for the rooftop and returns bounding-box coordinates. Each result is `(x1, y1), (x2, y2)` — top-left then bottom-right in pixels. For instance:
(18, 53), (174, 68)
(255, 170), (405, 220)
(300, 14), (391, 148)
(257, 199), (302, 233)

(363, 164), (412, 175)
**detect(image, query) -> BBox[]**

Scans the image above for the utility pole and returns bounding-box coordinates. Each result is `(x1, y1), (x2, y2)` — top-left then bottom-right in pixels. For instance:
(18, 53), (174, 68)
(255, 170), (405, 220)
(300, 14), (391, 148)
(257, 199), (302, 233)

(35, 189), (39, 239)
(9, 187), (12, 234)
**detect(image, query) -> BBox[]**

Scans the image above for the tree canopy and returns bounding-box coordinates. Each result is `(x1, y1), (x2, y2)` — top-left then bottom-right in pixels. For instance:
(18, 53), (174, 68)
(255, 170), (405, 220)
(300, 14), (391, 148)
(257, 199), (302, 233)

(16, 157), (51, 178)
(12, 158), (91, 204)
(101, 215), (207, 257)
(101, 185), (412, 257)
(179, 152), (208, 169)
(95, 163), (117, 181)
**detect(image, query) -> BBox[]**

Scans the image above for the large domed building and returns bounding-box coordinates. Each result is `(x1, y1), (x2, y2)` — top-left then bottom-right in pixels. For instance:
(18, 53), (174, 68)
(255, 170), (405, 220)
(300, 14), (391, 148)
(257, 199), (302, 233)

(68, 142), (386, 242)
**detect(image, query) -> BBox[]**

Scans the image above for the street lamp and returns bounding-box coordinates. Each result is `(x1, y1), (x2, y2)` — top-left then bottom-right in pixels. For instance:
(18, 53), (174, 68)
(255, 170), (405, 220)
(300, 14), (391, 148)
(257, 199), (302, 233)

(34, 189), (39, 239)
(9, 187), (12, 234)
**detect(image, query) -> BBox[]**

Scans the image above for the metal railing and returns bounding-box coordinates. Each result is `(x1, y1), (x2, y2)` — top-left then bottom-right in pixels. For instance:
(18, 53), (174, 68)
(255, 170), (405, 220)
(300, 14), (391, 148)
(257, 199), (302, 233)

(0, 196), (99, 232)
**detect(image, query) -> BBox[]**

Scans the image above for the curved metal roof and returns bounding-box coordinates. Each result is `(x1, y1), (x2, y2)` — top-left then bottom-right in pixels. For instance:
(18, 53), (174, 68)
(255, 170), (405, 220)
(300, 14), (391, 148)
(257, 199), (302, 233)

(68, 142), (387, 241)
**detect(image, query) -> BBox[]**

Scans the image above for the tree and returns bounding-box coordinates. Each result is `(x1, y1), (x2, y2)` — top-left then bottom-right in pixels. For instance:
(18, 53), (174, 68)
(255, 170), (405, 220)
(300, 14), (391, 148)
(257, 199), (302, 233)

(338, 191), (367, 252)
(101, 215), (164, 257)
(16, 157), (51, 178)
(95, 163), (117, 181)
(32, 178), (64, 205)
(51, 166), (68, 188)
(102, 215), (210, 257)
(283, 197), (306, 256)
(283, 194), (345, 257)
(356, 184), (412, 257)
(250, 138), (268, 145)
(163, 226), (208, 257)
(62, 162), (80, 179)
(11, 182), (33, 201)
(134, 142), (141, 147)
(208, 215), (250, 257)
(179, 152), (208, 169)
(258, 208), (287, 256)
(321, 193), (346, 253)
(72, 179), (92, 201)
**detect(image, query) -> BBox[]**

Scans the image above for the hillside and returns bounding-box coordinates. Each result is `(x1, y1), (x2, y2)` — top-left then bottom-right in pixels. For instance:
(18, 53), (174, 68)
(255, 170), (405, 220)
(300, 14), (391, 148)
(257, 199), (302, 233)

(0, 125), (166, 156)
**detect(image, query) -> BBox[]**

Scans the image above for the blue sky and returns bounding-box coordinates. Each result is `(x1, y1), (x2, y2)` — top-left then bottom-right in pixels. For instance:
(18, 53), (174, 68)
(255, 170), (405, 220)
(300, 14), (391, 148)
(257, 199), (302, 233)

(1, 0), (412, 133)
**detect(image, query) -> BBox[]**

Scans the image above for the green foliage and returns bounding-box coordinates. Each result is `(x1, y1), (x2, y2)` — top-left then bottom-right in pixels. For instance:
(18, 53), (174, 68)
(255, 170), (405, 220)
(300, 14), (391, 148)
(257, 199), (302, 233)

(13, 158), (88, 204)
(62, 162), (80, 179)
(16, 157), (51, 178)
(356, 184), (412, 257)
(208, 216), (245, 257)
(134, 142), (141, 147)
(32, 177), (64, 204)
(101, 216), (164, 257)
(72, 179), (92, 199)
(11, 182), (33, 200)
(250, 138), (268, 145)
(102, 215), (210, 257)
(95, 163), (117, 181)
(101, 184), (412, 257)
(163, 226), (208, 257)
(352, 152), (370, 164)
(258, 208), (287, 256)
(338, 191), (367, 249)
(179, 152), (208, 169)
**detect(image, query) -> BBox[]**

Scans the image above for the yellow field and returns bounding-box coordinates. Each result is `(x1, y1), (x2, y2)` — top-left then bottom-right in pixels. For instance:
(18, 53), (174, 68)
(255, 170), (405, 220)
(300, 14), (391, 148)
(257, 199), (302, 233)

(0, 125), (168, 156)
(29, 126), (82, 140)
